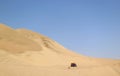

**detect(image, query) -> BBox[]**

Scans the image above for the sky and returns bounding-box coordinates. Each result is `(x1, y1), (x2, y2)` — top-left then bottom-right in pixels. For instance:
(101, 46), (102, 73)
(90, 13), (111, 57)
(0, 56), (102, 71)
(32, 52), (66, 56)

(0, 0), (120, 59)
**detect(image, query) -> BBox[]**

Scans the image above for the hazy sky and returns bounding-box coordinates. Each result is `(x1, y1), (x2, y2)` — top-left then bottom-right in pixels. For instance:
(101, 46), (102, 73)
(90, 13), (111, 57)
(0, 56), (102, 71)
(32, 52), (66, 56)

(0, 0), (120, 59)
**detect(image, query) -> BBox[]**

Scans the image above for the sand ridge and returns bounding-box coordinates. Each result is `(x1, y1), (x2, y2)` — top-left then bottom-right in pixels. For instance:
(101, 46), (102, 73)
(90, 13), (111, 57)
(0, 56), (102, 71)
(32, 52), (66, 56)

(0, 24), (120, 76)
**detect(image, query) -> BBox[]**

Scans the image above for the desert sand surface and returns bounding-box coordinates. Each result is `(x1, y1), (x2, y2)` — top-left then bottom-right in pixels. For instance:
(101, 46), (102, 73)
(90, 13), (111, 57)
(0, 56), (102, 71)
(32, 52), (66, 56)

(0, 24), (120, 76)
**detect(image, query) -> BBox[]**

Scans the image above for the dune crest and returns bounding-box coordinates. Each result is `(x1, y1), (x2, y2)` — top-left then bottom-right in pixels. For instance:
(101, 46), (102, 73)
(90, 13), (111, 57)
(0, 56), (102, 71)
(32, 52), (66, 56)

(0, 24), (120, 76)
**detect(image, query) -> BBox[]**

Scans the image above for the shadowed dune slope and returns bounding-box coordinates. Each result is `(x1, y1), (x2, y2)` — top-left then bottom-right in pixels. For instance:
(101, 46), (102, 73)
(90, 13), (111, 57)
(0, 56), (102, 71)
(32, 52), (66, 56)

(0, 24), (120, 76)
(0, 24), (42, 53)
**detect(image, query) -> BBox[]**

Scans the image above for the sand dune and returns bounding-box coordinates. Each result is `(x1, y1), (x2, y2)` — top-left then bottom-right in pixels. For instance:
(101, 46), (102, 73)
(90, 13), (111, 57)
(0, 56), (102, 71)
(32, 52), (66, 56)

(0, 24), (120, 76)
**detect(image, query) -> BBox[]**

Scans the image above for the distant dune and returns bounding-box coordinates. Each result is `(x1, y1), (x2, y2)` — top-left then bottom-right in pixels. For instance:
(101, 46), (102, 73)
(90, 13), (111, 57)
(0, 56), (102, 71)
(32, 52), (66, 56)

(0, 24), (120, 76)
